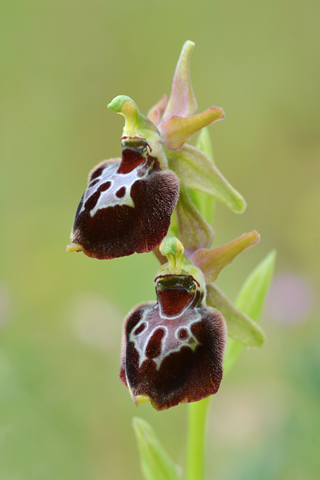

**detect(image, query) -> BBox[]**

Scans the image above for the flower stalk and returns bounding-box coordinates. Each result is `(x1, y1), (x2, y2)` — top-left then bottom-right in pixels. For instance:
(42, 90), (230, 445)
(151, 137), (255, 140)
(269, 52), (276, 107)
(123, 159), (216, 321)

(67, 39), (276, 480)
(186, 397), (210, 480)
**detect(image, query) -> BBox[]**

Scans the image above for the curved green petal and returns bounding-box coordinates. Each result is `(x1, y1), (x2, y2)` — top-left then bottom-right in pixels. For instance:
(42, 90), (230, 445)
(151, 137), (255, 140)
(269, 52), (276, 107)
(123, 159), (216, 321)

(160, 106), (224, 150)
(192, 231), (260, 282)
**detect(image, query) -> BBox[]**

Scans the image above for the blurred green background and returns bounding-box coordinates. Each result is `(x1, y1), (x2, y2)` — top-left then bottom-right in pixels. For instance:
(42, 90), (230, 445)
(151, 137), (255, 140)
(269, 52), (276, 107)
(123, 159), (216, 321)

(1, 0), (320, 479)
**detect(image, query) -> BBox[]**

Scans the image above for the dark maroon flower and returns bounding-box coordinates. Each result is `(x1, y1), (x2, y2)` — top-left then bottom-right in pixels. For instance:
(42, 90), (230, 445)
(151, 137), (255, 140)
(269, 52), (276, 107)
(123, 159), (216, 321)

(69, 137), (179, 259)
(120, 274), (226, 410)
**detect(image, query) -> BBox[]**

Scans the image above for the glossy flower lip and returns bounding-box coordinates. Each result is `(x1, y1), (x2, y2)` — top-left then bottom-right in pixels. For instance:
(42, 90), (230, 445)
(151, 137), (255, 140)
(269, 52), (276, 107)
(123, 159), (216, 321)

(120, 273), (226, 410)
(69, 144), (180, 259)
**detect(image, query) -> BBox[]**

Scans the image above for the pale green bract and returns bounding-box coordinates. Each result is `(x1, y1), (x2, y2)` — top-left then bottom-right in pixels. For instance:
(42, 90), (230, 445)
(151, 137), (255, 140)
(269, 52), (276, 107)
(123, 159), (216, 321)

(133, 417), (180, 480)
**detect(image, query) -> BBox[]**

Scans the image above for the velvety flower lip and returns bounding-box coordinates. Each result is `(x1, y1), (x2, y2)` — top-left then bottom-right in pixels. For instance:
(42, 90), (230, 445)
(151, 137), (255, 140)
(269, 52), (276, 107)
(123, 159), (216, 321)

(67, 97), (180, 259)
(120, 275), (226, 411)
(119, 238), (227, 411)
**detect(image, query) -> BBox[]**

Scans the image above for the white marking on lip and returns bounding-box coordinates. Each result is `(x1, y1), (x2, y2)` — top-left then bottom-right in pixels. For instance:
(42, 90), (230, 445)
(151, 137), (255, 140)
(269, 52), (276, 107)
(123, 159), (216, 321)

(128, 304), (202, 370)
(79, 161), (154, 217)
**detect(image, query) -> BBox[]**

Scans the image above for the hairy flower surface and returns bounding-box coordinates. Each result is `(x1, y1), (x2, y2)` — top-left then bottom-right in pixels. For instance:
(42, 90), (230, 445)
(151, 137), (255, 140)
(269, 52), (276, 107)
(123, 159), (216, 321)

(68, 98), (179, 259)
(120, 273), (226, 410)
(70, 141), (179, 259)
(119, 238), (227, 410)
(67, 41), (246, 259)
(67, 40), (267, 414)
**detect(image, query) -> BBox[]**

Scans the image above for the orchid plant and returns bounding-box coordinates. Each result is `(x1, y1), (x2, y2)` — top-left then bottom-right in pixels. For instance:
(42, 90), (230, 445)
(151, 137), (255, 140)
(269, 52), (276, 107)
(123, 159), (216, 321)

(67, 41), (275, 480)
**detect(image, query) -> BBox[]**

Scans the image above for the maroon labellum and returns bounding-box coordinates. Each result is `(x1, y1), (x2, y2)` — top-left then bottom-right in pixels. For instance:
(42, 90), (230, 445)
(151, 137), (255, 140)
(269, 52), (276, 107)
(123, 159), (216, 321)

(71, 139), (180, 259)
(120, 274), (226, 410)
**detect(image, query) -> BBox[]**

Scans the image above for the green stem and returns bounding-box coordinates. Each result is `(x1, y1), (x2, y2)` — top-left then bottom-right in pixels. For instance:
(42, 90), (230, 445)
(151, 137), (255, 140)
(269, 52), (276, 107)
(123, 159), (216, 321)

(185, 396), (211, 480)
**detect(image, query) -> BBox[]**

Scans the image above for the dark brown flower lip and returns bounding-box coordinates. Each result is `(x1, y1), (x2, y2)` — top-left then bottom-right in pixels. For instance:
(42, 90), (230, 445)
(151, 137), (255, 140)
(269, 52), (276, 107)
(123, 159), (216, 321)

(70, 150), (180, 259)
(120, 300), (227, 410)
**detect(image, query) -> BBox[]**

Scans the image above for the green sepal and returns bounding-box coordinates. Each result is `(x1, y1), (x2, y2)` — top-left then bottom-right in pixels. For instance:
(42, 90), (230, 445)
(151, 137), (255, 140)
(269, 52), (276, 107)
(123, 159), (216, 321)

(206, 283), (266, 348)
(188, 128), (216, 224)
(166, 144), (246, 214)
(132, 417), (180, 480)
(176, 182), (214, 255)
(223, 250), (276, 373)
(192, 231), (260, 283)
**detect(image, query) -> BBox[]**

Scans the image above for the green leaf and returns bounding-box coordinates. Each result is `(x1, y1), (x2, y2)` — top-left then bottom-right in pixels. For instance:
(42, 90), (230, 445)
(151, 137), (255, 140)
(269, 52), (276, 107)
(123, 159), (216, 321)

(176, 182), (214, 254)
(192, 231), (260, 283)
(223, 250), (277, 374)
(236, 250), (277, 321)
(166, 144), (246, 213)
(206, 283), (266, 348)
(132, 417), (180, 480)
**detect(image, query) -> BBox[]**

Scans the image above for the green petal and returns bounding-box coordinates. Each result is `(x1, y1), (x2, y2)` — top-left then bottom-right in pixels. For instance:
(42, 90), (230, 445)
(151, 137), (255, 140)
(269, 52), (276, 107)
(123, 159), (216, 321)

(206, 283), (266, 348)
(160, 106), (224, 150)
(176, 182), (214, 255)
(133, 417), (180, 480)
(166, 144), (246, 213)
(192, 231), (260, 282)
(223, 250), (277, 373)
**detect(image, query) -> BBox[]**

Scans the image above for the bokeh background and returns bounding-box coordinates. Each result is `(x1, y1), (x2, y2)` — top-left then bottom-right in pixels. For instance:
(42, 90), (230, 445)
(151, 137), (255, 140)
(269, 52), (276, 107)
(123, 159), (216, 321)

(1, 0), (320, 479)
